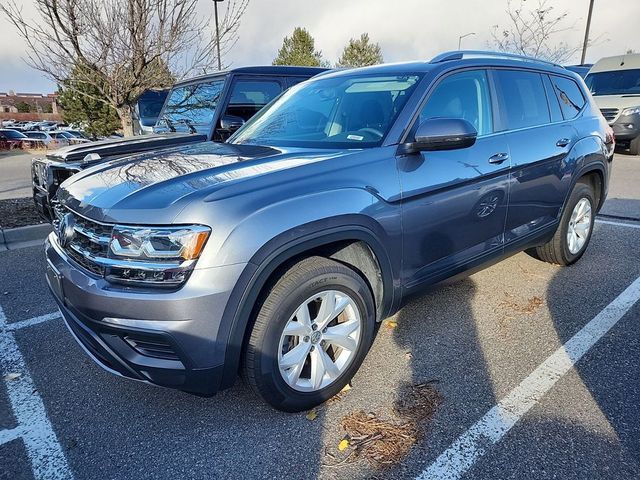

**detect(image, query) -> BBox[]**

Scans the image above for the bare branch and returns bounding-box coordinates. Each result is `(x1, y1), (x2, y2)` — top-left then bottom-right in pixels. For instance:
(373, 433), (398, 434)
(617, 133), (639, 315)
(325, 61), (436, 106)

(489, 0), (593, 64)
(0, 0), (250, 135)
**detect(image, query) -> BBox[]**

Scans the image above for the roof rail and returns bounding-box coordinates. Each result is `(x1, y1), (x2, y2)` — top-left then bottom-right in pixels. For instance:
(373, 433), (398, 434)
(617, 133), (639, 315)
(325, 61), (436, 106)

(429, 50), (564, 68)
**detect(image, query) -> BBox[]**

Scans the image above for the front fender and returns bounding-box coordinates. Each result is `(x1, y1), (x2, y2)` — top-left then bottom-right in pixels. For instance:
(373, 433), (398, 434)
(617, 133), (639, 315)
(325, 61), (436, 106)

(211, 188), (402, 389)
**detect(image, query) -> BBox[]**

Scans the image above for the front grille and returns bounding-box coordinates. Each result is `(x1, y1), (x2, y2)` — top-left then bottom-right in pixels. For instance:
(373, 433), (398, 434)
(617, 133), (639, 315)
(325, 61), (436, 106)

(600, 108), (619, 123)
(32, 160), (48, 190)
(54, 207), (112, 277)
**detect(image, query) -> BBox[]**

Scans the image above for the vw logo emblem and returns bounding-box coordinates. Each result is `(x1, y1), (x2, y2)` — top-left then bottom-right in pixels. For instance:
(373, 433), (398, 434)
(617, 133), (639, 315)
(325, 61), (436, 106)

(57, 213), (76, 248)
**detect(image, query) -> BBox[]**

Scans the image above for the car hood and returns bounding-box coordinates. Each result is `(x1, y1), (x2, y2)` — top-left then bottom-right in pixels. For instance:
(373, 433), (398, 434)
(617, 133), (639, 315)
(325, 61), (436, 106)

(45, 131), (206, 163)
(56, 141), (349, 223)
(591, 94), (640, 110)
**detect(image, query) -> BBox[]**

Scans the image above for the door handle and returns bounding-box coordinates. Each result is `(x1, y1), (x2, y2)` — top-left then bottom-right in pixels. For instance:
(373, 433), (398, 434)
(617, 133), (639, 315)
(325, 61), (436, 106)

(488, 152), (509, 164)
(556, 138), (570, 148)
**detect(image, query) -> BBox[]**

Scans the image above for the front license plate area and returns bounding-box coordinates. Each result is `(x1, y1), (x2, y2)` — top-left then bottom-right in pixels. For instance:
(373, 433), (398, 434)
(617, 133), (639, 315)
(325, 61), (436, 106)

(46, 260), (65, 304)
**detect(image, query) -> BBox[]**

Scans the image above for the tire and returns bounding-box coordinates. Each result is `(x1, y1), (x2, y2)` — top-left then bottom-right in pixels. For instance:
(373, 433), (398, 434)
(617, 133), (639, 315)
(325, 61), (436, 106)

(527, 181), (596, 265)
(243, 256), (376, 412)
(630, 135), (640, 156)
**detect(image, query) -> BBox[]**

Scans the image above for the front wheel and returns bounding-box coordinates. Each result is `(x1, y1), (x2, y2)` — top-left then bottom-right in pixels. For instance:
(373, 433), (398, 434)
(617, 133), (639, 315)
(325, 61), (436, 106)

(527, 181), (595, 265)
(243, 256), (376, 412)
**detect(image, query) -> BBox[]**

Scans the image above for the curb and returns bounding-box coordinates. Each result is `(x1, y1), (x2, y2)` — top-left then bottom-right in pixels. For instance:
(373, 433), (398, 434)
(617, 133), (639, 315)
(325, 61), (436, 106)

(0, 223), (52, 251)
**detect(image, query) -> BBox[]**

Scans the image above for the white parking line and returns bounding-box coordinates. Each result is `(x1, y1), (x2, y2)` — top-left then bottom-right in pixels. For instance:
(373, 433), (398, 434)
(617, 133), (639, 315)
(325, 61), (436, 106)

(5, 311), (62, 332)
(595, 218), (640, 229)
(0, 305), (73, 479)
(416, 275), (640, 480)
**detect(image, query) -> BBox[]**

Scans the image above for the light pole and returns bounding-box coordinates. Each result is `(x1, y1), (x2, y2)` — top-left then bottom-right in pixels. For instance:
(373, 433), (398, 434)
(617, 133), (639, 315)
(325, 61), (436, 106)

(580, 0), (595, 65)
(213, 0), (224, 70)
(458, 32), (476, 50)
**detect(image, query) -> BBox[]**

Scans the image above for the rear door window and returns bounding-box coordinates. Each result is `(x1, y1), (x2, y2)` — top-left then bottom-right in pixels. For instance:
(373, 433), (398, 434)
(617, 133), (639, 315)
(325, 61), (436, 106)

(550, 75), (586, 120)
(419, 69), (493, 136)
(494, 70), (550, 130)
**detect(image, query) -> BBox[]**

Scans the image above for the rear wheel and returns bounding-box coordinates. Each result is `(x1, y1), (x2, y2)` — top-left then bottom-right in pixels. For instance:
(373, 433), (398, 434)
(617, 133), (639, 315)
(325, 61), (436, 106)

(527, 181), (595, 265)
(243, 256), (376, 412)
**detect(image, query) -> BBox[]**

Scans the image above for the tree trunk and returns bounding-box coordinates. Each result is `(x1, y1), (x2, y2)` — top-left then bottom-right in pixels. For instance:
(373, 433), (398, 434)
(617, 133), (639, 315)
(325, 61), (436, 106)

(117, 105), (135, 137)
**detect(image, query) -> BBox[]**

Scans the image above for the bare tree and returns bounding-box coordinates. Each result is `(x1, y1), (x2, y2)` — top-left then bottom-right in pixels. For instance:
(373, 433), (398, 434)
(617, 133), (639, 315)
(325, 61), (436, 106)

(490, 0), (582, 63)
(1, 0), (249, 136)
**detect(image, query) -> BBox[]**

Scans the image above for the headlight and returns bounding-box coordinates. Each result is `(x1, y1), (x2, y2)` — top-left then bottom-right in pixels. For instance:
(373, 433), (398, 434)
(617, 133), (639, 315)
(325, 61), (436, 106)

(621, 106), (640, 116)
(110, 225), (210, 261)
(104, 225), (210, 287)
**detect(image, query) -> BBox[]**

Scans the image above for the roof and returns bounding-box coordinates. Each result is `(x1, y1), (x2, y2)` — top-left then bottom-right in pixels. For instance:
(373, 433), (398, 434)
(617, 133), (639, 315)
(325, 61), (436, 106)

(590, 54), (640, 73)
(173, 66), (329, 86)
(315, 52), (571, 80)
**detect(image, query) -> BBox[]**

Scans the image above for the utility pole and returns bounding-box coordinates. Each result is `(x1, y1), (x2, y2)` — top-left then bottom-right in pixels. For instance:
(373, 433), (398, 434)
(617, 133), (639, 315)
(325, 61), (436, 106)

(213, 0), (224, 70)
(580, 0), (595, 65)
(458, 32), (476, 50)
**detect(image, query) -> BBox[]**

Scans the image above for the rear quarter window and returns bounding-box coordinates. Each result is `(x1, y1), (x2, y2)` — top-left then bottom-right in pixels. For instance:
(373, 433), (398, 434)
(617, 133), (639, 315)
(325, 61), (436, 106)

(550, 75), (586, 120)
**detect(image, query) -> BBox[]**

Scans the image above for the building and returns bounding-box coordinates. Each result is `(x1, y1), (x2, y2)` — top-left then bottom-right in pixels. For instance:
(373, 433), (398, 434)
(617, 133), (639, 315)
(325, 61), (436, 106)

(0, 91), (62, 122)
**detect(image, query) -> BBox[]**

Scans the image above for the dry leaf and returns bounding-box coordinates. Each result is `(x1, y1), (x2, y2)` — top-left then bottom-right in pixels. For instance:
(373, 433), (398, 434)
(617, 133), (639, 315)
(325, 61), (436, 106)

(384, 320), (397, 329)
(338, 439), (350, 451)
(4, 373), (21, 381)
(341, 384), (352, 392)
(306, 410), (318, 421)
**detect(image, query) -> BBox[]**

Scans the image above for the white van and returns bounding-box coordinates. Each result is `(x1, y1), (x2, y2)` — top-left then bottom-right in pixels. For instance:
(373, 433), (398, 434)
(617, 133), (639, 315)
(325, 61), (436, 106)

(585, 54), (640, 154)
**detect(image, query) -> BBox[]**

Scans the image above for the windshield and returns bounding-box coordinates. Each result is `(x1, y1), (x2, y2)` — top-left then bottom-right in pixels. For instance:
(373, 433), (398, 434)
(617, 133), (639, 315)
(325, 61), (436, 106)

(1, 129), (27, 139)
(231, 74), (421, 149)
(585, 69), (640, 96)
(158, 79), (225, 131)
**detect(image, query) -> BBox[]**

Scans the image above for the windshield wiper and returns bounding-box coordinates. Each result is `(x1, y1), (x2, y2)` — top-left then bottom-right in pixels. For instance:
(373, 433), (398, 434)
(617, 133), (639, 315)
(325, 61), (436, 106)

(161, 115), (176, 132)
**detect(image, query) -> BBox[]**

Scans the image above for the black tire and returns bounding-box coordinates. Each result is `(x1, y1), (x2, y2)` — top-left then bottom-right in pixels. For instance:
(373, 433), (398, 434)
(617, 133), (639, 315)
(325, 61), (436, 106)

(527, 181), (596, 265)
(630, 136), (640, 156)
(243, 256), (376, 412)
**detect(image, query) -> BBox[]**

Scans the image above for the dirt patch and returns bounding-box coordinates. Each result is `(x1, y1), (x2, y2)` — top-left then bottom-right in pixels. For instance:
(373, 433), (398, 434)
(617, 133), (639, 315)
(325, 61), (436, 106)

(325, 381), (442, 469)
(0, 197), (46, 229)
(499, 294), (544, 315)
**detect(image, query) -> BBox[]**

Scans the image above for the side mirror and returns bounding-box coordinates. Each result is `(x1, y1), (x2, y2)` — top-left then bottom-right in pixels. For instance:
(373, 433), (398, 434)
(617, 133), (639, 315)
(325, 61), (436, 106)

(219, 114), (245, 133)
(402, 118), (477, 153)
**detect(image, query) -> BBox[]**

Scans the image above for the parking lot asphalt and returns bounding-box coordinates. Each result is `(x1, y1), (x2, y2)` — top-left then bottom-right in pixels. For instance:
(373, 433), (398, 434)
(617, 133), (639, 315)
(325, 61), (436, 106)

(1, 153), (639, 480)
(0, 151), (36, 201)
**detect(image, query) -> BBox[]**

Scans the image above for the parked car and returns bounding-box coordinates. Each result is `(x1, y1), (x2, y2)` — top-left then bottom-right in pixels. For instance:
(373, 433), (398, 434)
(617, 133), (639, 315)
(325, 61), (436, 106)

(62, 129), (89, 140)
(565, 64), (592, 78)
(24, 131), (55, 147)
(51, 130), (90, 145)
(0, 128), (37, 149)
(46, 51), (613, 411)
(133, 89), (169, 135)
(32, 66), (327, 220)
(584, 53), (640, 154)
(34, 121), (60, 131)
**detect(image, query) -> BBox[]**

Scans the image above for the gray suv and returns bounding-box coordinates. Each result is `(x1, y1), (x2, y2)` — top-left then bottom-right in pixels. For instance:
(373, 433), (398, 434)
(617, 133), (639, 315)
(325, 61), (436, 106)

(46, 51), (614, 411)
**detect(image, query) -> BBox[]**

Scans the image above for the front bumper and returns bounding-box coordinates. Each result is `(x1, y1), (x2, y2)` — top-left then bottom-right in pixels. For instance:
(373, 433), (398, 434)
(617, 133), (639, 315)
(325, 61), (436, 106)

(45, 234), (247, 395)
(610, 112), (640, 141)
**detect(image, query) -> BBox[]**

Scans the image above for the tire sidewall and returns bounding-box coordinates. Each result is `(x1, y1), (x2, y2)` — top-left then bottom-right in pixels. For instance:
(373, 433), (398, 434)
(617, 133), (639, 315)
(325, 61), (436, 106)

(254, 268), (375, 412)
(559, 183), (595, 264)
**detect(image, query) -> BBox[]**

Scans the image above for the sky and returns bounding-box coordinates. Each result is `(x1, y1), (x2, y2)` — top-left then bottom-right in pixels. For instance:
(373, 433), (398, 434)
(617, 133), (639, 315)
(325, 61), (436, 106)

(1, 0), (638, 93)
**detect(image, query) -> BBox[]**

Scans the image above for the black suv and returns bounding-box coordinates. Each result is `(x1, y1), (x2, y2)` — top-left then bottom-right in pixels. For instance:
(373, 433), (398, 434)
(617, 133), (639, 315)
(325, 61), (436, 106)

(32, 66), (326, 220)
(47, 51), (614, 411)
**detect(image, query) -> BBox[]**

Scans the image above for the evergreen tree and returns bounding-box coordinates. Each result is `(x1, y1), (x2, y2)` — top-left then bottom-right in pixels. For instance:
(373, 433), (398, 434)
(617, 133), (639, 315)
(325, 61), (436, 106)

(336, 33), (383, 68)
(273, 27), (328, 67)
(57, 67), (121, 138)
(15, 101), (32, 113)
